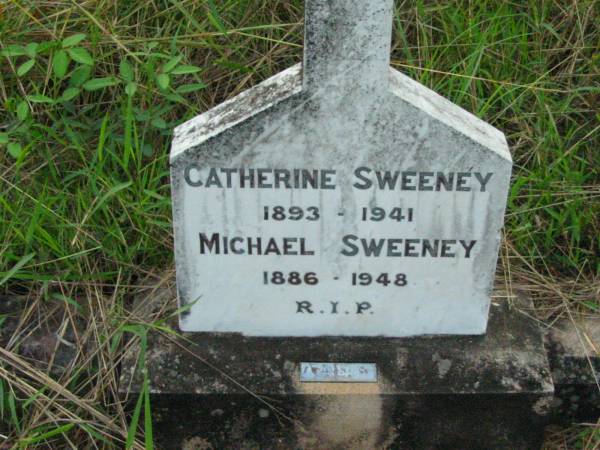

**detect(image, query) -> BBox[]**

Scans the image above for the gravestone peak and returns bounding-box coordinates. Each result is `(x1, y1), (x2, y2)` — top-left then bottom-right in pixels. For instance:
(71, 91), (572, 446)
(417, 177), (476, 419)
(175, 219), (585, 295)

(303, 0), (393, 95)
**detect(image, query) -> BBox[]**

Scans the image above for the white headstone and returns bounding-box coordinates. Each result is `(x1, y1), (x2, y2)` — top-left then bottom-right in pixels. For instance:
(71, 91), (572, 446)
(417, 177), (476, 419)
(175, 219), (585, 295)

(170, 0), (512, 336)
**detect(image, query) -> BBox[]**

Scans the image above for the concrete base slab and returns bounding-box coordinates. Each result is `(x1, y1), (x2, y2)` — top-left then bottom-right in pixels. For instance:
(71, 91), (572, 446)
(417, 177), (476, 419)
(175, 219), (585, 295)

(119, 298), (554, 449)
(545, 317), (600, 422)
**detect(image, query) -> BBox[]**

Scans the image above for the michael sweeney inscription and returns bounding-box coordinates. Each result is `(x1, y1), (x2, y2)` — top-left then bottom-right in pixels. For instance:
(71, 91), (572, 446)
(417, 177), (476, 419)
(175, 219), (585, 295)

(199, 232), (477, 258)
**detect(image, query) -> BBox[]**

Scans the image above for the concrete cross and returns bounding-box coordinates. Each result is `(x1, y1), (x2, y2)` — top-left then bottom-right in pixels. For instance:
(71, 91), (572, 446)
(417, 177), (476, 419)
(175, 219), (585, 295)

(170, 0), (512, 336)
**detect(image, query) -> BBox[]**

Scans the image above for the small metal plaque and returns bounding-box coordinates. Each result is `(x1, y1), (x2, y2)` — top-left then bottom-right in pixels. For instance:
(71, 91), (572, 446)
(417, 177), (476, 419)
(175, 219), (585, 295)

(300, 362), (378, 383)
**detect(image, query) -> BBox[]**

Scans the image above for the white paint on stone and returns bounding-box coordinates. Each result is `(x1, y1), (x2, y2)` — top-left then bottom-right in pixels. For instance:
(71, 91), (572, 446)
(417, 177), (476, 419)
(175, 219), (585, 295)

(170, 0), (512, 336)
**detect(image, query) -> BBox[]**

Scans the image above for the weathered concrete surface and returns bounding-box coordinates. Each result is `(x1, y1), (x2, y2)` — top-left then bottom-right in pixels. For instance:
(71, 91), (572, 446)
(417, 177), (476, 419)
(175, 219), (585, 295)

(120, 295), (554, 449)
(545, 317), (600, 422)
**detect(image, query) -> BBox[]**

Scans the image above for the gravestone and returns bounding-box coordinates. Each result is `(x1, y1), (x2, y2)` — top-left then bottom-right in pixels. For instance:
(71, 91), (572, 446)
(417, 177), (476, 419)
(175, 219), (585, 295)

(120, 1), (555, 448)
(170, 0), (512, 336)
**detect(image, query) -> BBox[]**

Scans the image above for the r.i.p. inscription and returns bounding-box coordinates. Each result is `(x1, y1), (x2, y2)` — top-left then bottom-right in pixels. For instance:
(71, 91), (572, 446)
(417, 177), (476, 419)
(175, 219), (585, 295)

(170, 0), (512, 336)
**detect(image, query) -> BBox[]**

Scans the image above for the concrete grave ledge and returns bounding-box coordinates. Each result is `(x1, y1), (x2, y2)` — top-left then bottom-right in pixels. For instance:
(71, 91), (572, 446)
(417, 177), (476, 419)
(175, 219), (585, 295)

(1, 293), (596, 448)
(545, 317), (600, 422)
(120, 294), (555, 449)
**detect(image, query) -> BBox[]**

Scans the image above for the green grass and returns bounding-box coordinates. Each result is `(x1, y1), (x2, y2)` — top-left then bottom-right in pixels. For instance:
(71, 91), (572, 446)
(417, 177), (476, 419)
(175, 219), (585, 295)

(0, 0), (598, 448)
